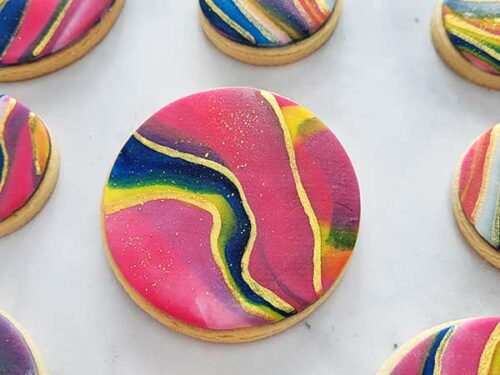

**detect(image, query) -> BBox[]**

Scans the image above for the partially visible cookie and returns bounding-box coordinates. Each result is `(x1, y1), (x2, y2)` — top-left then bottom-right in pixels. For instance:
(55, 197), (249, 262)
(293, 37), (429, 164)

(452, 124), (500, 269)
(378, 317), (500, 375)
(0, 311), (48, 375)
(0, 0), (124, 82)
(199, 0), (343, 65)
(0, 95), (59, 237)
(431, 0), (500, 90)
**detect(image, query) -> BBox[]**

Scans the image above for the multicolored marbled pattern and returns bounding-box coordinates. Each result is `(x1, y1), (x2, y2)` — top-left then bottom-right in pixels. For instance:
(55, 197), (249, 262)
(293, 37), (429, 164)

(0, 95), (51, 223)
(0, 0), (116, 66)
(199, 0), (337, 47)
(459, 124), (500, 251)
(388, 317), (500, 375)
(103, 88), (360, 330)
(0, 313), (38, 375)
(443, 0), (500, 75)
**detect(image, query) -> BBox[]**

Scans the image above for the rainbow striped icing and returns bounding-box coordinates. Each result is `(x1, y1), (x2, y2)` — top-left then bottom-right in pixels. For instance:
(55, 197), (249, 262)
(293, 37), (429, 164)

(199, 0), (337, 47)
(103, 88), (360, 330)
(0, 95), (52, 223)
(0, 0), (116, 66)
(458, 124), (500, 251)
(387, 317), (500, 375)
(0, 313), (38, 375)
(442, 0), (500, 75)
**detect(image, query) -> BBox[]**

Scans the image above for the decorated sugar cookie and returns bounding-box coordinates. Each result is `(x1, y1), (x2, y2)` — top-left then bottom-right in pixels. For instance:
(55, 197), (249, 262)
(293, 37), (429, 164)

(0, 95), (59, 237)
(0, 0), (124, 82)
(102, 88), (360, 342)
(431, 0), (500, 90)
(453, 124), (500, 269)
(378, 317), (500, 375)
(0, 311), (47, 375)
(199, 0), (343, 65)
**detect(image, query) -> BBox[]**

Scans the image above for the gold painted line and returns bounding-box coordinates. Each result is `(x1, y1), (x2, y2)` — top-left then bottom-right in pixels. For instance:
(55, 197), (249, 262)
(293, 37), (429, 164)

(105, 185), (284, 321)
(479, 323), (500, 375)
(260, 90), (323, 295)
(28, 113), (42, 175)
(205, 0), (256, 43)
(33, 0), (73, 57)
(132, 132), (295, 314)
(473, 126), (500, 222)
(0, 98), (16, 194)
(433, 326), (456, 375)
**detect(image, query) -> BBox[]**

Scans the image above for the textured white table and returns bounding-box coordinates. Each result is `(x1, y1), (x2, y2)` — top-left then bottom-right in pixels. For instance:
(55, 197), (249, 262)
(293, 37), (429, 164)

(1, 1), (499, 374)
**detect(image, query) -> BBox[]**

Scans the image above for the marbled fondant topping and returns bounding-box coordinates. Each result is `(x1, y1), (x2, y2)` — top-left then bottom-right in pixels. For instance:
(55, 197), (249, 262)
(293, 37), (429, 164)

(389, 317), (500, 375)
(0, 95), (51, 223)
(459, 124), (500, 251)
(0, 0), (116, 66)
(443, 0), (500, 75)
(199, 0), (337, 47)
(103, 88), (360, 330)
(0, 314), (38, 375)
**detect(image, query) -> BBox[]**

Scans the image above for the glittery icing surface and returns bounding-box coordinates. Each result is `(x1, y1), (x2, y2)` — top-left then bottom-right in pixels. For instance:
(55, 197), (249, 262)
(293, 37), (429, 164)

(0, 0), (116, 66)
(442, 0), (500, 75)
(199, 0), (337, 48)
(102, 88), (360, 330)
(458, 124), (500, 251)
(0, 95), (51, 224)
(0, 314), (38, 375)
(388, 317), (500, 375)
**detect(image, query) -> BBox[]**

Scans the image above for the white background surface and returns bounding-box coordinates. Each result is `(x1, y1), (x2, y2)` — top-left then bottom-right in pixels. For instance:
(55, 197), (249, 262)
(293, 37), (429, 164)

(1, 1), (499, 374)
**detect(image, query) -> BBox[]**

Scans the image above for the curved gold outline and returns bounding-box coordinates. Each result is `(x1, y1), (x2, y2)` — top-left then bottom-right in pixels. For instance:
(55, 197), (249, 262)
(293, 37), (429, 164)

(0, 97), (16, 194)
(104, 185), (284, 321)
(107, 132), (296, 316)
(479, 322), (500, 374)
(260, 90), (323, 295)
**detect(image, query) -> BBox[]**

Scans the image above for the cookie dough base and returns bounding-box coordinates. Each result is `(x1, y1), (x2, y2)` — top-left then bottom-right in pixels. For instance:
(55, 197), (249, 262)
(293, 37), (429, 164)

(0, 0), (124, 82)
(452, 170), (500, 269)
(0, 145), (60, 237)
(377, 319), (468, 374)
(102, 213), (353, 343)
(200, 0), (343, 66)
(431, 0), (500, 91)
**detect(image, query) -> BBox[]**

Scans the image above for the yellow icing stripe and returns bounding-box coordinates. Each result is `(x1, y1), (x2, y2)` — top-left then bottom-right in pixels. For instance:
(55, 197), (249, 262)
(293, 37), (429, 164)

(105, 184), (284, 321)
(130, 132), (295, 314)
(205, 0), (256, 43)
(260, 90), (323, 295)
(472, 126), (500, 222)
(445, 15), (500, 61)
(479, 323), (500, 375)
(0, 98), (16, 194)
(433, 326), (456, 375)
(33, 0), (74, 57)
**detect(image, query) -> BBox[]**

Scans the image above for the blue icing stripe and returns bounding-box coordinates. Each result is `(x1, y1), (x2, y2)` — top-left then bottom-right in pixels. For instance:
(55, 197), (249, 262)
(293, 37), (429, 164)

(0, 0), (27, 55)
(422, 326), (453, 375)
(444, 0), (500, 17)
(110, 136), (293, 317)
(200, 0), (272, 46)
(449, 33), (500, 70)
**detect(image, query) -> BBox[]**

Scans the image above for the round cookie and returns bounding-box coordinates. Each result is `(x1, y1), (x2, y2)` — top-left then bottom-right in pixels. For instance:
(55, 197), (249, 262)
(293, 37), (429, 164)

(378, 317), (500, 375)
(0, 0), (124, 82)
(0, 311), (47, 375)
(431, 0), (500, 90)
(452, 124), (500, 269)
(199, 0), (343, 65)
(102, 87), (361, 342)
(0, 95), (59, 237)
